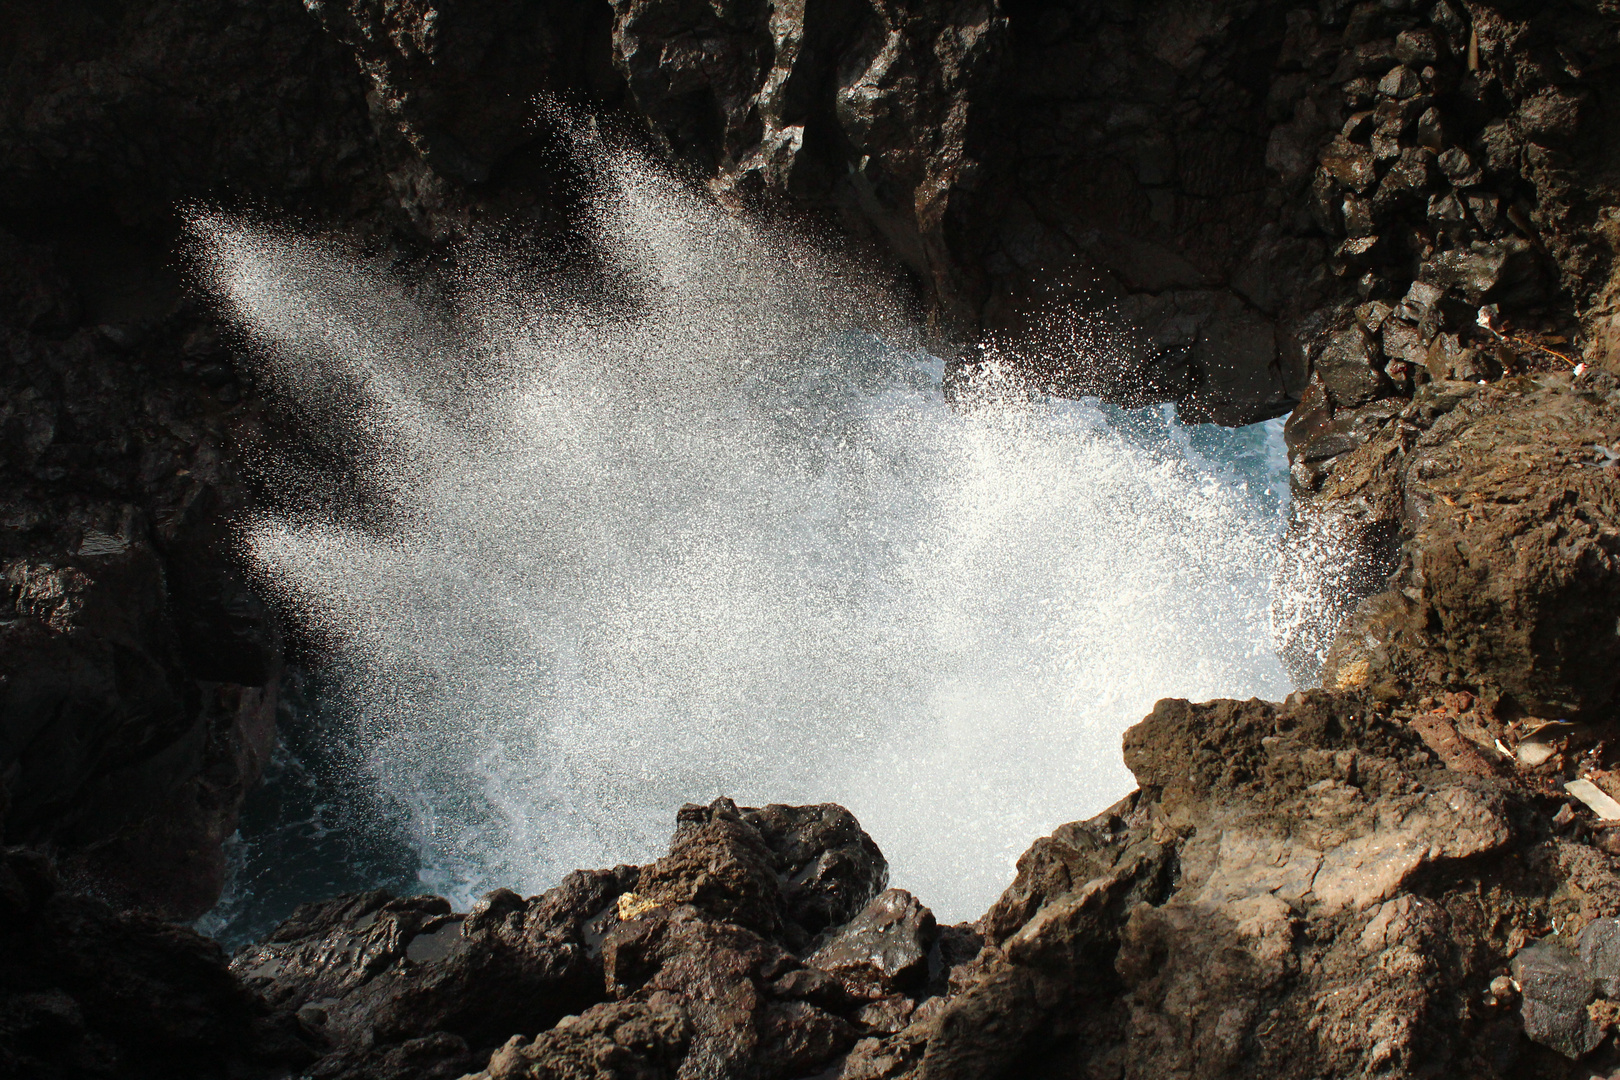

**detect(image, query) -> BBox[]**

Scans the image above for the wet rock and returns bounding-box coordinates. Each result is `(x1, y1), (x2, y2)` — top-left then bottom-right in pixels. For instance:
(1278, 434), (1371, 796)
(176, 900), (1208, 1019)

(634, 799), (795, 937)
(1314, 326), (1390, 408)
(601, 901), (856, 1077)
(1381, 319), (1428, 367)
(1393, 31), (1439, 69)
(634, 798), (887, 948)
(306, 1032), (479, 1080)
(1413, 107), (1444, 152)
(1398, 283), (1447, 332)
(309, 0), (616, 191)
(806, 889), (937, 999)
(227, 800), (885, 1079)
(854, 995), (917, 1035)
(475, 995), (691, 1080)
(1371, 147), (1435, 216)
(1319, 376), (1620, 717)
(1342, 194), (1376, 237)
(1581, 918), (1620, 998)
(0, 473), (279, 918)
(12, 2), (1620, 1076)
(1422, 238), (1542, 306)
(1320, 139), (1378, 194)
(0, 827), (313, 1079)
(1423, 333), (1498, 382)
(742, 802), (889, 943)
(237, 868), (636, 1058)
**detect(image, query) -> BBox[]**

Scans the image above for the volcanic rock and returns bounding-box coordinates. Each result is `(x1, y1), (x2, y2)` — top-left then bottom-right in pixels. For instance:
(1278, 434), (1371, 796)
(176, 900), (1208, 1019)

(836, 690), (1620, 1077)
(1314, 325), (1390, 408)
(806, 889), (938, 999)
(0, 814), (313, 1079)
(1317, 375), (1620, 719)
(218, 799), (885, 1079)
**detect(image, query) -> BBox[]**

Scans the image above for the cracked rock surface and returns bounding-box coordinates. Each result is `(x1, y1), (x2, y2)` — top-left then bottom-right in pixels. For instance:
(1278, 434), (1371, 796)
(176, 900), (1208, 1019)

(6, 1), (1620, 1077)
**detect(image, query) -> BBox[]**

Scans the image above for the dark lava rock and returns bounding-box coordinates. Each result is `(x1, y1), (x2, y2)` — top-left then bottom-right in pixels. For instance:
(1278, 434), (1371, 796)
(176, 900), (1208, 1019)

(632, 798), (888, 949)
(20, 713), (1620, 1078)
(603, 906), (859, 1080)
(632, 799), (791, 938)
(1314, 325), (1391, 408)
(834, 690), (1620, 1078)
(11, 2), (1620, 1077)
(480, 995), (691, 1080)
(219, 798), (884, 1079)
(235, 869), (635, 1056)
(743, 803), (889, 943)
(0, 823), (314, 1079)
(806, 889), (938, 1000)
(1514, 939), (1606, 1060)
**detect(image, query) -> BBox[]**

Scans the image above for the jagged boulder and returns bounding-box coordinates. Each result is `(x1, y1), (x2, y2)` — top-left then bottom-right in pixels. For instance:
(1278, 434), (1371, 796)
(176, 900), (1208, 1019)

(227, 798), (894, 1080)
(834, 690), (1620, 1078)
(1314, 373), (1620, 719)
(806, 889), (937, 1000)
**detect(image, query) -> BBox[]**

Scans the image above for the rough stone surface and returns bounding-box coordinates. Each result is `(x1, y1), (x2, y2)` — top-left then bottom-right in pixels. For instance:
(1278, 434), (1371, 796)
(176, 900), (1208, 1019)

(806, 889), (937, 999)
(0, 804), (316, 1078)
(836, 691), (1620, 1078)
(1311, 375), (1620, 720)
(16, 715), (1620, 1076)
(11, 2), (1620, 1078)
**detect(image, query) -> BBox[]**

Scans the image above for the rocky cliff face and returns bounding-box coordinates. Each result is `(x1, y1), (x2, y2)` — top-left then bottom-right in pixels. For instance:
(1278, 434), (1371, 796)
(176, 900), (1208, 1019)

(4, 0), (1620, 1075)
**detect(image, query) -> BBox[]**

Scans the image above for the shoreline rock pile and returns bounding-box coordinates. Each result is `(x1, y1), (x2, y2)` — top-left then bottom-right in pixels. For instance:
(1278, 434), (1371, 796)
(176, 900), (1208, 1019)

(18, 688), (1620, 1076)
(5, 0), (1620, 1075)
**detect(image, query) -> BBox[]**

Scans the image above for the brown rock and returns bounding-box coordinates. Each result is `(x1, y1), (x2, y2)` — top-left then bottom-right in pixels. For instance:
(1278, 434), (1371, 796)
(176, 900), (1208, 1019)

(477, 994), (691, 1080)
(806, 889), (937, 999)
(1320, 377), (1620, 717)
(1314, 326), (1390, 408)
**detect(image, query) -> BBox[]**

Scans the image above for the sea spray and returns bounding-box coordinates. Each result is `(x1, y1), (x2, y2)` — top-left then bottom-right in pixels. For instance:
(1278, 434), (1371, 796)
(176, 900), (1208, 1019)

(191, 131), (1307, 925)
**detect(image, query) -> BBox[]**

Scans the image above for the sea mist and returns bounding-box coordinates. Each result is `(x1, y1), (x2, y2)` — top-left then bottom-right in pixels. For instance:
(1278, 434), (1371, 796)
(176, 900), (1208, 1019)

(191, 130), (1298, 923)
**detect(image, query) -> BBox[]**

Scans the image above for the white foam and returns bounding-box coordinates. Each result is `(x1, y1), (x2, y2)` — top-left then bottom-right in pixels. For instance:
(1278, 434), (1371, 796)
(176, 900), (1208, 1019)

(190, 135), (1300, 922)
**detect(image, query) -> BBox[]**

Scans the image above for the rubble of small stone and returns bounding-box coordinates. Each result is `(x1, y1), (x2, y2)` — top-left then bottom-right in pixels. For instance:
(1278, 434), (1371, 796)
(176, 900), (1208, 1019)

(6, 0), (1620, 1076)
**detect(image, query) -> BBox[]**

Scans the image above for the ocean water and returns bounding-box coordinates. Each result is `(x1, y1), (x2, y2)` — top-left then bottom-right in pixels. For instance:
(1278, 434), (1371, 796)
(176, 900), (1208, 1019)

(191, 129), (1309, 944)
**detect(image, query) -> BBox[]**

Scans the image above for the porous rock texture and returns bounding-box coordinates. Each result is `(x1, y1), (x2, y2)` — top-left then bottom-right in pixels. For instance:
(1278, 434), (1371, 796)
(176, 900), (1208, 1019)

(23, 699), (1620, 1077)
(5, 0), (1618, 917)
(6, 0), (1620, 1077)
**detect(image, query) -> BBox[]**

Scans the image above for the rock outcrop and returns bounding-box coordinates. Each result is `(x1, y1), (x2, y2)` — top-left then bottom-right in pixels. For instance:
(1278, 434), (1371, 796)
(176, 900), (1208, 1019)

(222, 800), (892, 1080)
(0, 0), (377, 920)
(1270, 0), (1620, 702)
(20, 694), (1620, 1077)
(6, 0), (1619, 920)
(0, 799), (316, 1078)
(0, 273), (284, 918)
(5, 1), (1620, 1076)
(1313, 372), (1620, 721)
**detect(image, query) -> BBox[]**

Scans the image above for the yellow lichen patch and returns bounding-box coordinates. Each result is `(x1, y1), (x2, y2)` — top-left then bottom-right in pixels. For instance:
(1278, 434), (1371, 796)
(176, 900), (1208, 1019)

(616, 891), (661, 921)
(1334, 658), (1372, 689)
